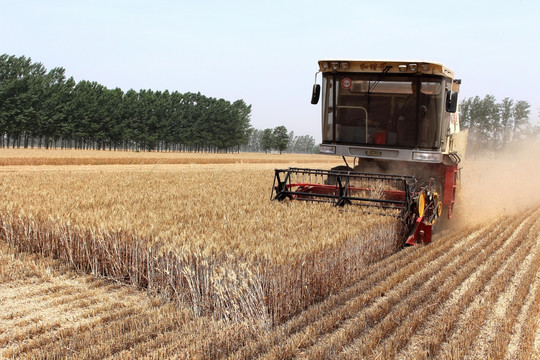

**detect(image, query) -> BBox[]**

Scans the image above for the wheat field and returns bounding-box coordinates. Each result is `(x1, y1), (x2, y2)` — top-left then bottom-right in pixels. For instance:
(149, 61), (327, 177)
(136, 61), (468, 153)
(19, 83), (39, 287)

(1, 149), (539, 359)
(2, 209), (538, 359)
(0, 148), (340, 166)
(0, 150), (401, 325)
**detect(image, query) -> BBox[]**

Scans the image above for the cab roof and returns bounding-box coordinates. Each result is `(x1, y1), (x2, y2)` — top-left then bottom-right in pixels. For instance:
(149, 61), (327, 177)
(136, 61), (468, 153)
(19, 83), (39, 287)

(318, 59), (455, 79)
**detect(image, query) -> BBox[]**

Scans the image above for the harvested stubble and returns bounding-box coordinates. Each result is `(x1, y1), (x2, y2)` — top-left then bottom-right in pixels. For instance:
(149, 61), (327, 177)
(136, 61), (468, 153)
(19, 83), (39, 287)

(345, 214), (537, 360)
(227, 207), (540, 360)
(436, 214), (539, 360)
(0, 165), (400, 325)
(0, 241), (260, 359)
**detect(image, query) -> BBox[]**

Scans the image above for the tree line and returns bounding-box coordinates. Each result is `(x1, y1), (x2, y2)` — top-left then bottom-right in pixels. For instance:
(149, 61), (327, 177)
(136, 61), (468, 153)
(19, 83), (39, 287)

(459, 95), (539, 156)
(242, 126), (317, 154)
(9, 53), (535, 157)
(0, 54), (252, 152)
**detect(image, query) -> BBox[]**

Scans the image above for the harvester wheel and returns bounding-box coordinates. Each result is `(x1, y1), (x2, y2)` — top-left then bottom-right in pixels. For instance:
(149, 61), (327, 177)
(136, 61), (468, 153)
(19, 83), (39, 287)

(436, 199), (443, 217)
(427, 192), (442, 225)
(417, 191), (426, 217)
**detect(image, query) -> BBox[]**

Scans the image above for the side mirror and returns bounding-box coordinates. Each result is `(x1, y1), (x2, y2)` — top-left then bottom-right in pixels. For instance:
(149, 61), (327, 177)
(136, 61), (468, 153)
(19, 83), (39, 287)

(446, 91), (458, 113)
(311, 84), (321, 104)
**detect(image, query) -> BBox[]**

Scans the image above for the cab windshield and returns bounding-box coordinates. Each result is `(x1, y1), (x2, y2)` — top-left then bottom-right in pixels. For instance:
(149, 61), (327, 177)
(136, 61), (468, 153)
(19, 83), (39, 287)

(322, 74), (445, 149)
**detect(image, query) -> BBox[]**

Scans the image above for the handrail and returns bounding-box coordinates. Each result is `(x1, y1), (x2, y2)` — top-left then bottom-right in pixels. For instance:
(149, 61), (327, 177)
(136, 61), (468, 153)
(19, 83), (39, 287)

(336, 105), (369, 142)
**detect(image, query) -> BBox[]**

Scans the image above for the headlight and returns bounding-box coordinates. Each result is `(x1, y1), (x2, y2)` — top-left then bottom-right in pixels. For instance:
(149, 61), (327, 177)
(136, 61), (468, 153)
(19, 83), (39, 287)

(319, 145), (336, 154)
(412, 151), (442, 162)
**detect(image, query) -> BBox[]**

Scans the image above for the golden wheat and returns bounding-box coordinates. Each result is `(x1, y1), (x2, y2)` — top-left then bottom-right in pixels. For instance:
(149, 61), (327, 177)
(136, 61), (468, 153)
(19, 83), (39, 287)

(0, 163), (400, 325)
(0, 148), (341, 166)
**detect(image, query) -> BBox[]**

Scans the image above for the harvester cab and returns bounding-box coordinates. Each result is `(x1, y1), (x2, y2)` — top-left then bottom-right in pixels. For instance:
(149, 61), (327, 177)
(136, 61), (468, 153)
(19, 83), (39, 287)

(271, 60), (468, 245)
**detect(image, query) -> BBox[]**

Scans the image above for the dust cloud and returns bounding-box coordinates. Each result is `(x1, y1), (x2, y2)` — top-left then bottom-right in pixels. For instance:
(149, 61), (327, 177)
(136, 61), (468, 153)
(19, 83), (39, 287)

(453, 143), (540, 228)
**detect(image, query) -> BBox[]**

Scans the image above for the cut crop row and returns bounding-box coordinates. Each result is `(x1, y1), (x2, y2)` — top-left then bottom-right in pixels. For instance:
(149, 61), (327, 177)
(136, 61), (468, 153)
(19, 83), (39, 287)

(345, 210), (539, 360)
(393, 210), (539, 359)
(296, 214), (527, 359)
(228, 216), (513, 359)
(436, 212), (539, 359)
(226, 227), (473, 359)
(486, 226), (539, 359)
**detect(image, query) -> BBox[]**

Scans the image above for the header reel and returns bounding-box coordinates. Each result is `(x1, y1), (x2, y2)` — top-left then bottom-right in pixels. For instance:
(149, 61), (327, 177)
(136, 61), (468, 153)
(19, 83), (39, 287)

(271, 167), (442, 245)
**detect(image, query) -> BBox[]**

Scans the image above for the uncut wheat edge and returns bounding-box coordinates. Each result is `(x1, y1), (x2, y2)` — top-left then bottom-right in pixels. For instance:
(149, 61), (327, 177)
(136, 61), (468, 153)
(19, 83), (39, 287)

(0, 210), (400, 327)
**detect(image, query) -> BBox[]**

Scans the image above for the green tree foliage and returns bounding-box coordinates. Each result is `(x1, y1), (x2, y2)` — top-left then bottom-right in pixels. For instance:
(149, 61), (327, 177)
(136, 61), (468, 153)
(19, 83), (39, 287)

(0, 54), (252, 152)
(243, 127), (317, 154)
(272, 126), (289, 154)
(0, 54), (46, 147)
(260, 128), (274, 153)
(459, 95), (535, 156)
(289, 134), (317, 153)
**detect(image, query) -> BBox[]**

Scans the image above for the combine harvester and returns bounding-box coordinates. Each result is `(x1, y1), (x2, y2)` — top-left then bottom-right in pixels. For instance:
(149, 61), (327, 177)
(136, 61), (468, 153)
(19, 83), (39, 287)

(272, 60), (467, 245)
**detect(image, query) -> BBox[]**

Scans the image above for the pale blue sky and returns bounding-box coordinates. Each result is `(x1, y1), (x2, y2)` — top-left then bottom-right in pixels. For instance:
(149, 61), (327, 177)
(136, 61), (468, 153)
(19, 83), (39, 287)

(1, 0), (539, 141)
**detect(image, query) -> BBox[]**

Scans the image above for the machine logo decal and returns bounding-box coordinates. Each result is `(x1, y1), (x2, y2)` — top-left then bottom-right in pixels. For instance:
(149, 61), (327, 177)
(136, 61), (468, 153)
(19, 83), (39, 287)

(341, 78), (352, 89)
